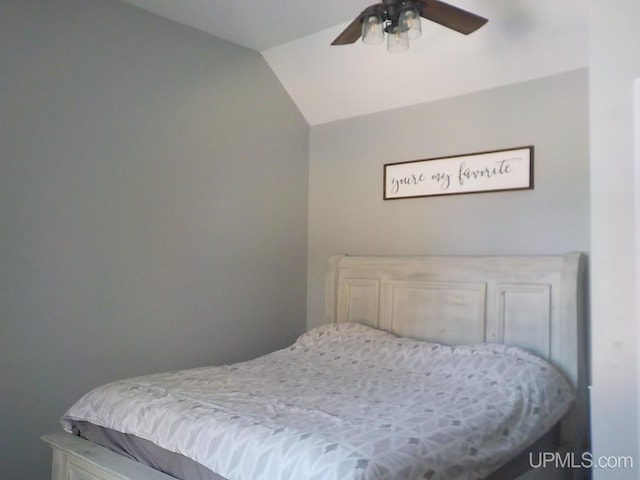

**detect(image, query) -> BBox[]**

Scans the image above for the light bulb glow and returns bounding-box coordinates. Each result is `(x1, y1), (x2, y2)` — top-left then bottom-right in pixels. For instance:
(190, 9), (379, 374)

(399, 7), (422, 39)
(387, 24), (409, 53)
(362, 14), (384, 45)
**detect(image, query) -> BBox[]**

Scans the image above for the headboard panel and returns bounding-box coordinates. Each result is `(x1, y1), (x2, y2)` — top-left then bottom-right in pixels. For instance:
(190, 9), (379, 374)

(325, 253), (587, 455)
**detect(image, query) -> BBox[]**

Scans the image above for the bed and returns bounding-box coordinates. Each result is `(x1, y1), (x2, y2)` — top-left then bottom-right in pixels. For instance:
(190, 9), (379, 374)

(43, 252), (588, 480)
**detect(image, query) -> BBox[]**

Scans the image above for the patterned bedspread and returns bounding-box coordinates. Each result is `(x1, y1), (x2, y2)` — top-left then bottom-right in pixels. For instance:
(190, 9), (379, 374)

(61, 322), (574, 480)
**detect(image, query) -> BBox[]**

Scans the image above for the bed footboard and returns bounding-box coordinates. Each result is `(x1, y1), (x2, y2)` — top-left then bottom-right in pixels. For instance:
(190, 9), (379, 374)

(42, 432), (175, 480)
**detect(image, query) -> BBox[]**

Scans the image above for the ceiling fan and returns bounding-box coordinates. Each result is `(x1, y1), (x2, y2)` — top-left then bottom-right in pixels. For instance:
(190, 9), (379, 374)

(331, 0), (488, 51)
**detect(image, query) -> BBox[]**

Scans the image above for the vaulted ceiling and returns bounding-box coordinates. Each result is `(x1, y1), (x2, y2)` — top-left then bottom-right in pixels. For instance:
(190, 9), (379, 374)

(118, 0), (588, 125)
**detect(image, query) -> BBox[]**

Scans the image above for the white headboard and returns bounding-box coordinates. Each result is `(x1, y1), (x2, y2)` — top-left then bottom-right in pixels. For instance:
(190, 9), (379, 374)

(325, 253), (587, 453)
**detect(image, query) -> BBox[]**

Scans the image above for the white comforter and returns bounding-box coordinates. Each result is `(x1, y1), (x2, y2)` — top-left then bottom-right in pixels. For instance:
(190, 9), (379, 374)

(62, 322), (574, 480)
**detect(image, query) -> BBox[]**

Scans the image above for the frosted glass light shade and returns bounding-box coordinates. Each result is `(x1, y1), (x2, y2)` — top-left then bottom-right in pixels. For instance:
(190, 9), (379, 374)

(399, 7), (422, 39)
(387, 24), (409, 52)
(362, 14), (384, 45)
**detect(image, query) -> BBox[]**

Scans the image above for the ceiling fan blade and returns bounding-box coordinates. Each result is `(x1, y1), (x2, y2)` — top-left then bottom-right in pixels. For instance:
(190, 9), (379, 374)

(331, 16), (363, 45)
(417, 0), (488, 34)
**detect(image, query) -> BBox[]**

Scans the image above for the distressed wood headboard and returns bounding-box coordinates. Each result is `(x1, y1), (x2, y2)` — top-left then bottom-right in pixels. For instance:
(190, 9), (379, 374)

(325, 253), (587, 458)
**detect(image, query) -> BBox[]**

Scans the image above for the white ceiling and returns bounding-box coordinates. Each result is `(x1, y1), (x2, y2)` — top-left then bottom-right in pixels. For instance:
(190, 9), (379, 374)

(118, 0), (588, 125)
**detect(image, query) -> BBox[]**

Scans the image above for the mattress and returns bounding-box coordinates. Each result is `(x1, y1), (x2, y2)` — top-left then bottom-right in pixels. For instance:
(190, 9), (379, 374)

(62, 322), (575, 480)
(70, 420), (560, 480)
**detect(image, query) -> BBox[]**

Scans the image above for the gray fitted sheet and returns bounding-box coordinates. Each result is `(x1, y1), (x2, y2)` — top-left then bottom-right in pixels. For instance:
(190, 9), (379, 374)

(72, 421), (227, 480)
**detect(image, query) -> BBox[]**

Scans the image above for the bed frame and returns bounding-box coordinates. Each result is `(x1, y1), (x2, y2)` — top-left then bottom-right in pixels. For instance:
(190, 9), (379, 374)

(43, 253), (588, 480)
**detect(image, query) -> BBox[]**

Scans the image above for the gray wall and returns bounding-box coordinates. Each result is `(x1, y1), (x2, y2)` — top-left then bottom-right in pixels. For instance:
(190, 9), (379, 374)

(308, 69), (589, 329)
(0, 1), (309, 478)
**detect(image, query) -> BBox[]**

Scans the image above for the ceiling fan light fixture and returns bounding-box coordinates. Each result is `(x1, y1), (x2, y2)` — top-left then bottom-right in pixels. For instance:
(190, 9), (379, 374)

(362, 14), (385, 45)
(386, 23), (409, 53)
(399, 5), (422, 40)
(330, 0), (488, 50)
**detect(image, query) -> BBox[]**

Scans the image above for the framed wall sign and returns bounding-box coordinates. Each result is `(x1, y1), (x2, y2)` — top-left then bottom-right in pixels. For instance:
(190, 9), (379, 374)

(383, 146), (534, 200)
